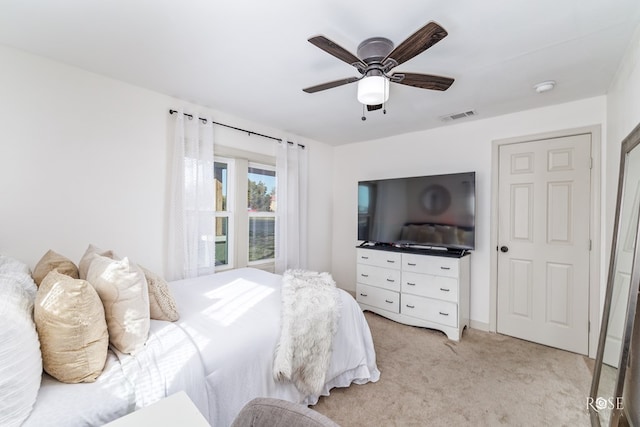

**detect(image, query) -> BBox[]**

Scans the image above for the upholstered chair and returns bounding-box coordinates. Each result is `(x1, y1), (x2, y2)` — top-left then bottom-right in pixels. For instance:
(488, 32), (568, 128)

(230, 398), (340, 427)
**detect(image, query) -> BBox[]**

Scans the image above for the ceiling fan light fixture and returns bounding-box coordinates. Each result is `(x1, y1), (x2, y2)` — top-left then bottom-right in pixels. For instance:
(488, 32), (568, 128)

(357, 75), (389, 105)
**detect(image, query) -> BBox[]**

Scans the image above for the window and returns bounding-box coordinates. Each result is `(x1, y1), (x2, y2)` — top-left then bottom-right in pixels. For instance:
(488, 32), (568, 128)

(214, 158), (235, 269)
(214, 156), (276, 271)
(248, 164), (276, 264)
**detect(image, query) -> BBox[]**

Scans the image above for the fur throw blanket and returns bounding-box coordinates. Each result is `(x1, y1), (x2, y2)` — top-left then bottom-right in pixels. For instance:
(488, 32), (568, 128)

(273, 269), (341, 395)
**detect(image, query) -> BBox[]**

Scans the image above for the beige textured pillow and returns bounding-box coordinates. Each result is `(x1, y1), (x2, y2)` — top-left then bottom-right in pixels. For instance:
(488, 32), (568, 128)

(140, 266), (180, 322)
(78, 244), (117, 280)
(35, 270), (108, 383)
(32, 250), (79, 286)
(87, 255), (150, 354)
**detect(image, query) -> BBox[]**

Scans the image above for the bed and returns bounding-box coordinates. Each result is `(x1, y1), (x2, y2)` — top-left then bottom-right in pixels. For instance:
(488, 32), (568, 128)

(21, 267), (380, 426)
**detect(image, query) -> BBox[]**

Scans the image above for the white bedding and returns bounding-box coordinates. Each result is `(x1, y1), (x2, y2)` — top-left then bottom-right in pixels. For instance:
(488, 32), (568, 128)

(24, 320), (208, 426)
(23, 268), (380, 427)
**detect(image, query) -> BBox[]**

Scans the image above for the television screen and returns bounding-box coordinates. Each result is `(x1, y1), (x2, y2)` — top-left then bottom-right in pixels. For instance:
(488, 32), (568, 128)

(358, 172), (476, 250)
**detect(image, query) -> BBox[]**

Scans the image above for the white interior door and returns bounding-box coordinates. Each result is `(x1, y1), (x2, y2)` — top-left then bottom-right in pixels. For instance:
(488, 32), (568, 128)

(497, 134), (591, 354)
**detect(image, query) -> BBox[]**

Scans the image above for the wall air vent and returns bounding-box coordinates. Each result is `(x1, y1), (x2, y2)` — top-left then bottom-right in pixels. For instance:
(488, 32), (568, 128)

(440, 110), (477, 122)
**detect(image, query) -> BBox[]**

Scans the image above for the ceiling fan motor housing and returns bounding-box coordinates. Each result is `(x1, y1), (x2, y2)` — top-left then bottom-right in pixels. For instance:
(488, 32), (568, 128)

(357, 37), (394, 64)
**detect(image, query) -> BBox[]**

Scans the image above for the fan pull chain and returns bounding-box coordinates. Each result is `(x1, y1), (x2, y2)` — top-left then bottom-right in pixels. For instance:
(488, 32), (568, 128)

(383, 80), (388, 114)
(361, 104), (366, 121)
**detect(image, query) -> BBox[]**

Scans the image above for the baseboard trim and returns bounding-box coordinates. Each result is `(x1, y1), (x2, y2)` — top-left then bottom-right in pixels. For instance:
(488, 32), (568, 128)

(470, 320), (490, 332)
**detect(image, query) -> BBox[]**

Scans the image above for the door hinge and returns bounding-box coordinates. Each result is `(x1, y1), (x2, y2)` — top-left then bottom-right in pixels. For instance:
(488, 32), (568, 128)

(589, 239), (592, 251)
(589, 157), (593, 169)
(588, 321), (591, 333)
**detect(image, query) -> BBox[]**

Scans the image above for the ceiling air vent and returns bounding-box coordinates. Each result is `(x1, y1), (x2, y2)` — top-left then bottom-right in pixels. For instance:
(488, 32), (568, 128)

(440, 110), (477, 122)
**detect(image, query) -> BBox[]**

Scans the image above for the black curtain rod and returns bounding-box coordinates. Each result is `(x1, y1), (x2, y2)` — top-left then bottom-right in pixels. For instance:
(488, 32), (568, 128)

(169, 109), (305, 149)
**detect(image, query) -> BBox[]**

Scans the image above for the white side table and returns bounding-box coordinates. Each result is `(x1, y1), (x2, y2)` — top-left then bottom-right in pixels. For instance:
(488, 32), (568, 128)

(104, 391), (210, 427)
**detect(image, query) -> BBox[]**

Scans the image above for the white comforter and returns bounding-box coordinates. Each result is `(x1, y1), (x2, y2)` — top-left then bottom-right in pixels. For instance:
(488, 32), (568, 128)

(24, 268), (380, 427)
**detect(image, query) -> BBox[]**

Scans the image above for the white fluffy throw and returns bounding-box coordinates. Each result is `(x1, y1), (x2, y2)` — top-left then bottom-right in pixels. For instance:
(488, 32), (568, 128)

(273, 269), (341, 395)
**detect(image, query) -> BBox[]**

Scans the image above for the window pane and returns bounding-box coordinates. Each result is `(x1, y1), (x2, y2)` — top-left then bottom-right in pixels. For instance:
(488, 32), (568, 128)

(249, 217), (275, 262)
(248, 166), (276, 213)
(214, 162), (228, 211)
(215, 217), (229, 266)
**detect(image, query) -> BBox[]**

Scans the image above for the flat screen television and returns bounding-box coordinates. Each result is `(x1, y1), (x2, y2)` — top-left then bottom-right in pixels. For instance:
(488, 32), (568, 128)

(358, 172), (476, 251)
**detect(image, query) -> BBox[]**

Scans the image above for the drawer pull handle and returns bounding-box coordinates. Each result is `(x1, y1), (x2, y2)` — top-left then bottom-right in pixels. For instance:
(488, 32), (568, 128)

(440, 266), (451, 270)
(406, 304), (415, 309)
(407, 262), (417, 266)
(440, 288), (450, 292)
(386, 279), (395, 282)
(385, 299), (394, 304)
(407, 282), (416, 286)
(361, 256), (369, 259)
(386, 260), (395, 263)
(361, 274), (369, 277)
(439, 312), (449, 316)
(360, 293), (368, 297)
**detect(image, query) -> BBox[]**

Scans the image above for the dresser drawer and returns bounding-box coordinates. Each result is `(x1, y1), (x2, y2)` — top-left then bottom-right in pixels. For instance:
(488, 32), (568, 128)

(402, 253), (459, 278)
(401, 271), (458, 302)
(357, 248), (401, 269)
(356, 283), (400, 314)
(357, 263), (401, 292)
(401, 294), (458, 327)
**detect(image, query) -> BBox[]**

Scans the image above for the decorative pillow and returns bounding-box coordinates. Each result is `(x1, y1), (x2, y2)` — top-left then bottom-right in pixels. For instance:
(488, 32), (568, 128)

(139, 266), (180, 322)
(35, 270), (108, 383)
(87, 255), (150, 354)
(0, 257), (42, 427)
(78, 244), (117, 280)
(0, 254), (32, 276)
(32, 250), (79, 286)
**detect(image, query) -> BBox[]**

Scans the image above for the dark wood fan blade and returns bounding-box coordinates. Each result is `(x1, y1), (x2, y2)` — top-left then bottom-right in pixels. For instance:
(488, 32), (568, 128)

(308, 36), (365, 67)
(384, 22), (448, 67)
(302, 77), (360, 93)
(393, 73), (454, 91)
(367, 104), (383, 111)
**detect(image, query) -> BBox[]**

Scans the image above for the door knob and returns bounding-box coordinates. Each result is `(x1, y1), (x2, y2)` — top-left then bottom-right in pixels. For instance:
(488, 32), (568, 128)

(500, 246), (509, 253)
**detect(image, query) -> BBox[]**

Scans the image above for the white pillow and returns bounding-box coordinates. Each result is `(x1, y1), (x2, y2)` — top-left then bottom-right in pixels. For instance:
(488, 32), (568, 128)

(78, 244), (117, 280)
(0, 257), (42, 427)
(87, 255), (150, 354)
(0, 254), (32, 276)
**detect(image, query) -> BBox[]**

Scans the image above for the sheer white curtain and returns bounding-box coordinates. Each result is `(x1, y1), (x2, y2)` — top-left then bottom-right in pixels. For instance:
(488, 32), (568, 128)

(275, 141), (308, 273)
(167, 110), (216, 280)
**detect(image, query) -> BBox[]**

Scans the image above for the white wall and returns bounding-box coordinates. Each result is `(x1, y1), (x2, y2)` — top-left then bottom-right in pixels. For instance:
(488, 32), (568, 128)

(331, 96), (607, 326)
(0, 45), (334, 274)
(0, 38), (627, 331)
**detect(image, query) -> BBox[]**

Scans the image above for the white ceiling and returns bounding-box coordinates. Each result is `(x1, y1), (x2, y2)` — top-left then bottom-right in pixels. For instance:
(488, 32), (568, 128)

(0, 0), (639, 145)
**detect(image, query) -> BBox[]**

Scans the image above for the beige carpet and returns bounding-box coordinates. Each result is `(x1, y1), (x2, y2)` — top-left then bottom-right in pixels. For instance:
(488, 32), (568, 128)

(312, 312), (594, 426)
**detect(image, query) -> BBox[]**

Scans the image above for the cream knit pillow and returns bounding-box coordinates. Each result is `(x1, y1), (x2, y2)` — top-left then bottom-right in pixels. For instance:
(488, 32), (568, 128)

(87, 255), (150, 354)
(139, 266), (180, 322)
(35, 270), (108, 383)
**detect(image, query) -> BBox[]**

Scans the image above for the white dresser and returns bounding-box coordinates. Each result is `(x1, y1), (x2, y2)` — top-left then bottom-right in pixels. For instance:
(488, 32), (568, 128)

(355, 247), (470, 341)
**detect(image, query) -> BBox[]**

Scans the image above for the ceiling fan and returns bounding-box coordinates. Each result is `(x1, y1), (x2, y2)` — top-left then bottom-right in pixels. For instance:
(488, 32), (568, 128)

(303, 21), (454, 111)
